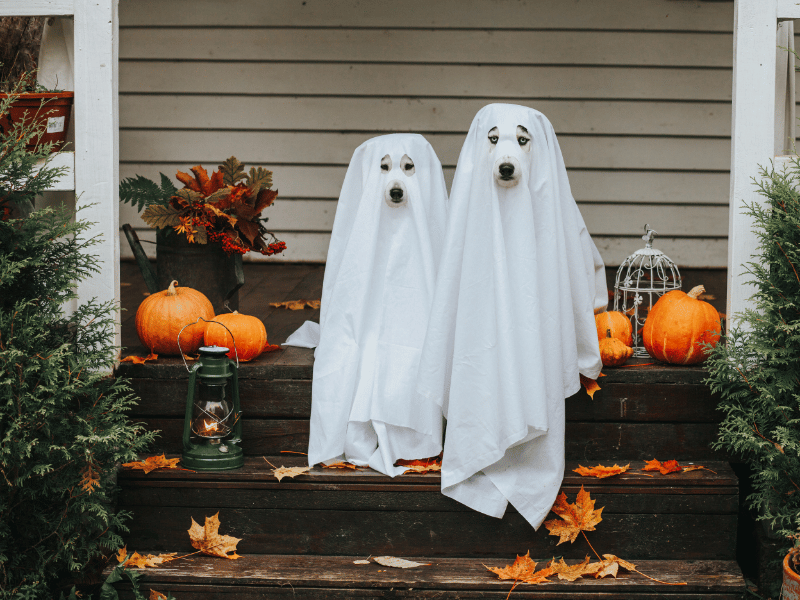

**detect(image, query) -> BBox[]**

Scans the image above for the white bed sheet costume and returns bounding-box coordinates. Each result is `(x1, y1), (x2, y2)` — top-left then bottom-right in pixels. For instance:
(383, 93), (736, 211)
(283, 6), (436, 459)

(415, 104), (608, 529)
(306, 134), (448, 476)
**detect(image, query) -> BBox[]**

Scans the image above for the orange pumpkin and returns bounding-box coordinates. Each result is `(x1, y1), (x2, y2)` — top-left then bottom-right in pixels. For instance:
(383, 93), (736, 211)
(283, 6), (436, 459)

(595, 310), (633, 347)
(135, 280), (214, 355)
(204, 311), (268, 362)
(642, 284), (721, 365)
(599, 329), (634, 367)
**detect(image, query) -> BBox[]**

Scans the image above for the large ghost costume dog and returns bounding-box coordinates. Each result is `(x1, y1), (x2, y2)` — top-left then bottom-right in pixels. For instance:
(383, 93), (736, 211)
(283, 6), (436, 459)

(307, 134), (448, 476)
(416, 104), (607, 528)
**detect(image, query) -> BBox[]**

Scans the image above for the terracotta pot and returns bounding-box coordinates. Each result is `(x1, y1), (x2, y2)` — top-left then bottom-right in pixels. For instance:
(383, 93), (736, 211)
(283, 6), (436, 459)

(784, 553), (800, 599)
(0, 92), (74, 152)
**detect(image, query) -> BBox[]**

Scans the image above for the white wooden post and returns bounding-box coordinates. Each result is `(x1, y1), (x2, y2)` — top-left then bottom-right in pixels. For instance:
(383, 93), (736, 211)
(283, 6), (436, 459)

(727, 0), (796, 323)
(73, 0), (121, 348)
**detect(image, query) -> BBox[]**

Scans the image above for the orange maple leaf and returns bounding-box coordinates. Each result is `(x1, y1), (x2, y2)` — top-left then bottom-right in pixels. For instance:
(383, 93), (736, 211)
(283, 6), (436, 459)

(117, 546), (177, 570)
(324, 462), (359, 470)
(187, 513), (241, 559)
(149, 591), (167, 600)
(262, 342), (281, 353)
(176, 170), (201, 192)
(573, 463), (630, 479)
(642, 458), (682, 475)
(120, 353), (158, 365)
(543, 485), (603, 545)
(269, 300), (321, 310)
(549, 556), (602, 581)
(396, 457), (442, 474)
(122, 454), (182, 475)
(579, 374), (601, 399)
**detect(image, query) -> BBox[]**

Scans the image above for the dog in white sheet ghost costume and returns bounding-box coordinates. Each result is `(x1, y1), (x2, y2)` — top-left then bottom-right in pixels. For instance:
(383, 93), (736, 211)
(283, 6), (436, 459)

(296, 134), (448, 476)
(415, 104), (608, 529)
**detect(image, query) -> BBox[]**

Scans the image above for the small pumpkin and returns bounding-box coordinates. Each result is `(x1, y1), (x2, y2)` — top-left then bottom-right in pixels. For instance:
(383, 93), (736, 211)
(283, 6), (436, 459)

(135, 280), (214, 355)
(204, 311), (268, 362)
(599, 329), (634, 367)
(642, 284), (721, 365)
(595, 310), (633, 347)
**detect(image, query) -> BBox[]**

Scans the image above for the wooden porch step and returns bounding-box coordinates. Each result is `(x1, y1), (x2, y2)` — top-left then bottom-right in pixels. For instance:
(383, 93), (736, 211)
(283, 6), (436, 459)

(118, 457), (738, 560)
(110, 554), (745, 599)
(117, 352), (727, 461)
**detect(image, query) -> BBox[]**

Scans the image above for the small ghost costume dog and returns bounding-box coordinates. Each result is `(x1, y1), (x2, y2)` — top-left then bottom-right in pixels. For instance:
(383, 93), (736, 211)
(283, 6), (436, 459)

(416, 104), (607, 528)
(307, 134), (448, 476)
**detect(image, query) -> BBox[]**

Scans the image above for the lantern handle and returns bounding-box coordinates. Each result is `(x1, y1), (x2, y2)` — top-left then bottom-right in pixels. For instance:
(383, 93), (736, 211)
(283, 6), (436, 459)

(177, 317), (240, 373)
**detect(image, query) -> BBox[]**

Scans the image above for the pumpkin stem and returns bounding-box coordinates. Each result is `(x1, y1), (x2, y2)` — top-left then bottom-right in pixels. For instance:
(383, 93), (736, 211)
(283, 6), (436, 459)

(232, 310), (239, 315)
(606, 328), (612, 339)
(687, 285), (705, 300)
(167, 280), (179, 296)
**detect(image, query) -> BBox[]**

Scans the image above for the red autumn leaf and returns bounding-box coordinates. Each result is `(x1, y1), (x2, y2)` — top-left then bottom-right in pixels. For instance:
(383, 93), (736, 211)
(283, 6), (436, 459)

(262, 342), (281, 352)
(255, 188), (278, 212)
(237, 219), (260, 245)
(209, 169), (225, 193)
(642, 458), (682, 475)
(396, 456), (442, 474)
(573, 463), (630, 479)
(176, 170), (201, 192)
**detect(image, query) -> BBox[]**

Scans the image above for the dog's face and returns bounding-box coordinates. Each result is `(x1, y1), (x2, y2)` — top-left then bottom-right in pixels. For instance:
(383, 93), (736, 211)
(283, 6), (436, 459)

(380, 152), (415, 207)
(487, 124), (531, 188)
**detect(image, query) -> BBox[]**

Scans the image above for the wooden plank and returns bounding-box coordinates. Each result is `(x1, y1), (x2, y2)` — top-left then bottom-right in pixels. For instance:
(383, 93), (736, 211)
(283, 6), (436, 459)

(121, 506), (737, 559)
(2, 0), (74, 16)
(779, 0), (800, 19)
(119, 131), (731, 171)
(594, 236), (728, 269)
(119, 96), (733, 137)
(118, 29), (735, 68)
(117, 0), (735, 31)
(119, 62), (735, 101)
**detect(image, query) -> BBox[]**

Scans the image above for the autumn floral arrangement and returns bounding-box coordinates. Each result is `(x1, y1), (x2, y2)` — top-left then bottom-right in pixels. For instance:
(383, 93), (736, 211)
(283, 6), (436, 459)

(120, 157), (286, 256)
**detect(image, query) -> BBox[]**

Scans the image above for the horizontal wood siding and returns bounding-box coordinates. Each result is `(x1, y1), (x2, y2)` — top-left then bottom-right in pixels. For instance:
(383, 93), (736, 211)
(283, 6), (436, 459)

(116, 0), (771, 267)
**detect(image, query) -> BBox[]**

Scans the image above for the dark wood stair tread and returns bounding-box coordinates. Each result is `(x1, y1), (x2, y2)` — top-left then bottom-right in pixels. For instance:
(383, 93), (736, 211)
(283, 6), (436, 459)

(110, 554), (744, 597)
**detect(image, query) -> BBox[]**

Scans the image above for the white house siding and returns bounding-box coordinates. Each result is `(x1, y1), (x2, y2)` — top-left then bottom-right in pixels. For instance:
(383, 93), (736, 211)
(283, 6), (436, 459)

(117, 0), (769, 267)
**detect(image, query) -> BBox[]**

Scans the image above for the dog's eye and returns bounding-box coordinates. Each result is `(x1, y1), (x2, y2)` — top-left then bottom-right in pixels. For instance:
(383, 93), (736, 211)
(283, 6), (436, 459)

(380, 154), (392, 172)
(381, 164), (389, 171)
(489, 136), (498, 144)
(400, 154), (415, 176)
(518, 136), (529, 146)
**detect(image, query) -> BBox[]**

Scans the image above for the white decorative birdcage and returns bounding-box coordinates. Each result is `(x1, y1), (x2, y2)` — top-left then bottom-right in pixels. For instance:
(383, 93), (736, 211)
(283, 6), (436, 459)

(613, 225), (682, 358)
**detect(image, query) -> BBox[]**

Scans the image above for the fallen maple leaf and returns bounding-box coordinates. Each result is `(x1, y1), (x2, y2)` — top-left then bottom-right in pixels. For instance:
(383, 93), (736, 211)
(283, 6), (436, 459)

(117, 547), (177, 570)
(486, 551), (538, 582)
(573, 463), (630, 479)
(373, 556), (430, 568)
(593, 554), (636, 579)
(549, 556), (602, 581)
(262, 342), (281, 352)
(188, 513), (241, 559)
(122, 455), (182, 474)
(396, 457), (442, 474)
(579, 375), (601, 399)
(324, 461), (359, 470)
(642, 458), (682, 475)
(149, 591), (167, 600)
(269, 300), (321, 310)
(683, 464), (717, 474)
(272, 465), (311, 481)
(120, 353), (158, 364)
(544, 485), (603, 546)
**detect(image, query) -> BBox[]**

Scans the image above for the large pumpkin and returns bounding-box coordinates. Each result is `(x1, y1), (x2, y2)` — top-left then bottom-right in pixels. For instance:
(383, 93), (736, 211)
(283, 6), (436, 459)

(204, 311), (268, 361)
(135, 280), (214, 355)
(642, 284), (721, 365)
(595, 310), (633, 346)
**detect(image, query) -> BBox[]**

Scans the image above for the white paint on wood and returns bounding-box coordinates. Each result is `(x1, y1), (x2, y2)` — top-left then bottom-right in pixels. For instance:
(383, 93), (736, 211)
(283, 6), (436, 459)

(37, 151), (74, 191)
(728, 0), (779, 323)
(0, 0), (74, 16)
(778, 0), (800, 19)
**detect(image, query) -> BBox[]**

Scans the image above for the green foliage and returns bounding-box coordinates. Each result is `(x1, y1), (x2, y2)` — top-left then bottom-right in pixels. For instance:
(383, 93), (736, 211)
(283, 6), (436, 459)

(119, 173), (177, 213)
(59, 563), (175, 600)
(706, 158), (800, 553)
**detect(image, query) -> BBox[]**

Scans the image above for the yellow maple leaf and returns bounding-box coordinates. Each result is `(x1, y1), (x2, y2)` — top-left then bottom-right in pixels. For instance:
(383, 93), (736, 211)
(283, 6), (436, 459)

(117, 547), (177, 569)
(273, 465), (311, 481)
(122, 454), (182, 475)
(573, 463), (630, 479)
(682, 464), (717, 474)
(543, 485), (603, 545)
(579, 374), (601, 399)
(120, 353), (158, 365)
(323, 462), (359, 470)
(188, 513), (241, 559)
(593, 554), (637, 579)
(549, 556), (602, 581)
(485, 551), (538, 582)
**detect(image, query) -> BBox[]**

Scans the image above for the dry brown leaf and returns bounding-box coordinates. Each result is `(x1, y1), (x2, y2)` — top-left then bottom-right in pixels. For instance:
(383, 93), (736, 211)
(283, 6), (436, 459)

(373, 556), (430, 568)
(149, 591), (167, 600)
(642, 458), (682, 475)
(592, 554), (637, 579)
(80, 463), (101, 493)
(579, 375), (601, 399)
(269, 300), (321, 310)
(549, 556), (602, 581)
(396, 457), (442, 474)
(544, 485), (603, 545)
(573, 463), (630, 479)
(273, 465), (311, 481)
(682, 464), (718, 474)
(120, 353), (158, 365)
(188, 513), (241, 559)
(324, 461), (359, 470)
(122, 455), (182, 475)
(117, 547), (177, 570)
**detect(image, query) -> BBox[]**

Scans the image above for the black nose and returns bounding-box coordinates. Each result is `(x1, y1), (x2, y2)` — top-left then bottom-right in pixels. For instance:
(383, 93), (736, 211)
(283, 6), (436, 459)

(390, 188), (404, 200)
(499, 163), (515, 178)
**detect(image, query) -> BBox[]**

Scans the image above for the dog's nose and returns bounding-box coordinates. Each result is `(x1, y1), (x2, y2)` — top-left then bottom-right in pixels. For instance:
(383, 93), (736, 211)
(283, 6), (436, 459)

(499, 163), (515, 178)
(389, 187), (404, 201)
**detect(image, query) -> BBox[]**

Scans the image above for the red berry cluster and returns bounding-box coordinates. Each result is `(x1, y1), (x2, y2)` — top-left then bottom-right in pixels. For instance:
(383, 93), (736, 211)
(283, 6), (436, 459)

(207, 230), (248, 256)
(261, 241), (287, 256)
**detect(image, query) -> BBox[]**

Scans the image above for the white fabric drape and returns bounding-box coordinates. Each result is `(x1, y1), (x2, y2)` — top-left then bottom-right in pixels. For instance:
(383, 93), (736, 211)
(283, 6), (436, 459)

(416, 104), (607, 528)
(306, 134), (448, 476)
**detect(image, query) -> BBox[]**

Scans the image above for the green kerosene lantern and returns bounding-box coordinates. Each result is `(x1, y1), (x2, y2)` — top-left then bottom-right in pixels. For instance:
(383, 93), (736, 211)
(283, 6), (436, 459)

(180, 344), (244, 471)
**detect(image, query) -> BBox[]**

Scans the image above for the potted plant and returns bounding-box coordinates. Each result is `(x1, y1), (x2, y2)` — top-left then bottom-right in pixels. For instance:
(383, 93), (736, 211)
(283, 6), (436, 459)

(705, 157), (800, 596)
(120, 158), (285, 312)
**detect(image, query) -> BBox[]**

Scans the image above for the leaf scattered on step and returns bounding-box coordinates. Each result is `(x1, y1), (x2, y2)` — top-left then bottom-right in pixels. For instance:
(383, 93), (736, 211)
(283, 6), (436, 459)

(269, 299), (321, 310)
(396, 457), (442, 474)
(353, 559), (371, 565)
(549, 556), (602, 581)
(642, 458), (682, 475)
(120, 353), (158, 364)
(122, 454), (182, 474)
(262, 342), (281, 352)
(117, 547), (177, 570)
(579, 375), (601, 399)
(573, 463), (630, 479)
(324, 461), (359, 470)
(544, 485), (603, 545)
(592, 554), (636, 579)
(485, 551), (553, 586)
(80, 463), (101, 493)
(373, 556), (430, 568)
(149, 591), (167, 600)
(188, 513), (241, 559)
(272, 465), (311, 482)
(682, 464), (717, 474)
